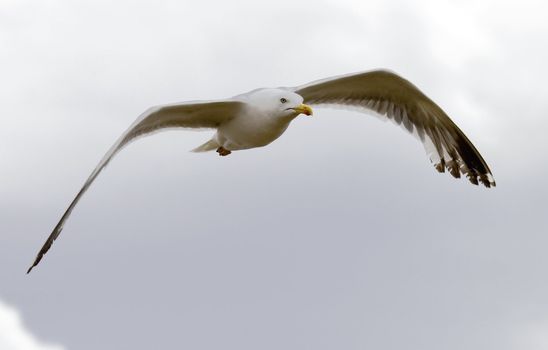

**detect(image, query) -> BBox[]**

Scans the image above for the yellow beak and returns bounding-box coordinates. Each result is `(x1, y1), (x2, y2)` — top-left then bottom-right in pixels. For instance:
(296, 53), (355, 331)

(293, 103), (313, 116)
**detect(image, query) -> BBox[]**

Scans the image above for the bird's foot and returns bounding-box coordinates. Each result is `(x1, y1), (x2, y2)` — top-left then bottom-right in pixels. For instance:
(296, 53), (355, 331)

(216, 147), (232, 156)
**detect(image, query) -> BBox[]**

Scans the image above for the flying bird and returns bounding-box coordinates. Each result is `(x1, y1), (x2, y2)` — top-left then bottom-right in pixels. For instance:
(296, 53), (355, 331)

(27, 69), (495, 273)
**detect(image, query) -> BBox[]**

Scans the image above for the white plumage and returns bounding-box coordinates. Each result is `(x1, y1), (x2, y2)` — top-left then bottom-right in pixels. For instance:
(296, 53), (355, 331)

(27, 69), (495, 273)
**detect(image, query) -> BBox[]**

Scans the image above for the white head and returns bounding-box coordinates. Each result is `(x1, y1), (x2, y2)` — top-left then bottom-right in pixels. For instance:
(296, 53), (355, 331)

(244, 88), (313, 119)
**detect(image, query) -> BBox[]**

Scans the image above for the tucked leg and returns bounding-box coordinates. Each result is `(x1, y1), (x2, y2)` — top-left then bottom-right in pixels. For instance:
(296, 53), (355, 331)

(216, 147), (232, 156)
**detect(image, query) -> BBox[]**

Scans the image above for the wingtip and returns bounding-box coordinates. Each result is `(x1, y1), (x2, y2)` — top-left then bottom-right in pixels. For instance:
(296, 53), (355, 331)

(466, 173), (497, 188)
(434, 161), (496, 189)
(26, 256), (40, 274)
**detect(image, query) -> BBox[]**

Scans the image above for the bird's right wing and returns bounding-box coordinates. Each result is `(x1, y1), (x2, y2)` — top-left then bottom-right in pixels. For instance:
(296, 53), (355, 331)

(27, 99), (245, 273)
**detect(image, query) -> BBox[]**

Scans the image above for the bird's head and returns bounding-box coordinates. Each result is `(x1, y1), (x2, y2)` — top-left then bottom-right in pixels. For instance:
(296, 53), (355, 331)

(246, 88), (313, 119)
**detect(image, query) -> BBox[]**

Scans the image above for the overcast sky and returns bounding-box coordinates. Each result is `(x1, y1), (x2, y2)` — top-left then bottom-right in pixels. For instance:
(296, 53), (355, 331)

(1, 0), (548, 349)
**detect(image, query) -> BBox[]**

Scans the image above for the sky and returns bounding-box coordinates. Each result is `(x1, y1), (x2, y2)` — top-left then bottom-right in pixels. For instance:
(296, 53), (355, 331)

(1, 0), (548, 349)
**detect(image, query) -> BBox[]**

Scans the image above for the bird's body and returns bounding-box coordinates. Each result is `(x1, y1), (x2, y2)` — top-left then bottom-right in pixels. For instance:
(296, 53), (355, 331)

(214, 114), (290, 150)
(27, 70), (496, 273)
(196, 88), (306, 153)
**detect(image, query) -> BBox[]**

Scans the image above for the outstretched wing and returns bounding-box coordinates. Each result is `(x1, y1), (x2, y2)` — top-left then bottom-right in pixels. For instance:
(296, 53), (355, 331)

(27, 99), (245, 273)
(294, 70), (495, 188)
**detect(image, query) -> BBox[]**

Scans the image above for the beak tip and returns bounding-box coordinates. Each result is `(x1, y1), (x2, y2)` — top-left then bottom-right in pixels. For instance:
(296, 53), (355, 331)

(302, 104), (313, 116)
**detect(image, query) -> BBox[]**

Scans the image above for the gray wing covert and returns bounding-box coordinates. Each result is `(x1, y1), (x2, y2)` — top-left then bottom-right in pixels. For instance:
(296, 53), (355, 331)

(27, 100), (244, 273)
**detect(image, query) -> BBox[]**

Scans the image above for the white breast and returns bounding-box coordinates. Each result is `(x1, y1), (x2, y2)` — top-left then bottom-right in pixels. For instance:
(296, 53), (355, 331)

(216, 106), (291, 150)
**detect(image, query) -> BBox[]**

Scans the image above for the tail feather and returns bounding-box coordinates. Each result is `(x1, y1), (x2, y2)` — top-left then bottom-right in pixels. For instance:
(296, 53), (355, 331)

(191, 139), (218, 152)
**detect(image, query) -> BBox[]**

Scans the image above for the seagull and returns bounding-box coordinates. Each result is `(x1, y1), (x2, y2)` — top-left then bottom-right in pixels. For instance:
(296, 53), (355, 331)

(27, 69), (495, 273)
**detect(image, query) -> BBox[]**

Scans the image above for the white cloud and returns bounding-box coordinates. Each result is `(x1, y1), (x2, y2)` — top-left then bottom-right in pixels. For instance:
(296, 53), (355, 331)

(0, 300), (65, 350)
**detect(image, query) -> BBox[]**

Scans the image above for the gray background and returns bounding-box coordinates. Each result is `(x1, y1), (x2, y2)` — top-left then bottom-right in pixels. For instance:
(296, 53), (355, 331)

(1, 0), (547, 349)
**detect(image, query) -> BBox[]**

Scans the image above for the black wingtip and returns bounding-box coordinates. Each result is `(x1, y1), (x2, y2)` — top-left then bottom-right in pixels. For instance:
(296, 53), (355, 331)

(26, 256), (41, 274)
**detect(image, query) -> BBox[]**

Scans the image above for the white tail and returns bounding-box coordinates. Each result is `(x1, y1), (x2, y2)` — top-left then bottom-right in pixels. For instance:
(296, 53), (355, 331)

(191, 139), (218, 152)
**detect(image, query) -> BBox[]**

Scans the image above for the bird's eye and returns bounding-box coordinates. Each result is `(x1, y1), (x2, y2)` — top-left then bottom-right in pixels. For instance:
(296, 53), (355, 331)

(280, 98), (288, 103)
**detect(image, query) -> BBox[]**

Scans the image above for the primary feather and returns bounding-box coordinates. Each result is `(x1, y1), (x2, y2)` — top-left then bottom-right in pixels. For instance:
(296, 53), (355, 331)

(294, 70), (495, 187)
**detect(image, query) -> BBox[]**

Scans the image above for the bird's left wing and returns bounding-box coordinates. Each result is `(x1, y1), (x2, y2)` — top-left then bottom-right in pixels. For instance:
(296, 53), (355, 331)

(293, 70), (495, 188)
(27, 99), (245, 273)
